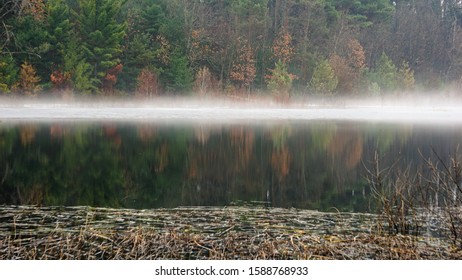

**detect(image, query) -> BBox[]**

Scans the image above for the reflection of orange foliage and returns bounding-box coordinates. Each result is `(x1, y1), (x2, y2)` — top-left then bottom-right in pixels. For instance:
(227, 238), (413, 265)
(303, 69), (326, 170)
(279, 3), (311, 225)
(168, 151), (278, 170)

(345, 136), (363, 170)
(19, 184), (44, 205)
(230, 126), (254, 172)
(50, 124), (66, 139)
(194, 126), (211, 145)
(154, 143), (169, 173)
(20, 125), (37, 146)
(103, 125), (122, 147)
(271, 146), (291, 182)
(137, 126), (156, 142)
(188, 149), (198, 179)
(328, 131), (363, 170)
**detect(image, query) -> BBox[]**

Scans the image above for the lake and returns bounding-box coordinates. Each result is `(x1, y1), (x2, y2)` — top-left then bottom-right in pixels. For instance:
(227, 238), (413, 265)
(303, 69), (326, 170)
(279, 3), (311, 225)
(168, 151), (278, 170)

(1, 100), (462, 212)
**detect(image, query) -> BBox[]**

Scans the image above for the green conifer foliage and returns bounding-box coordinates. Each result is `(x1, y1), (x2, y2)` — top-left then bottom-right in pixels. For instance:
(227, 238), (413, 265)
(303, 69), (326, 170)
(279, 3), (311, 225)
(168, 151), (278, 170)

(266, 60), (295, 101)
(0, 54), (17, 93)
(46, 0), (73, 68)
(76, 0), (126, 92)
(162, 49), (193, 93)
(310, 59), (338, 95)
(371, 52), (397, 93)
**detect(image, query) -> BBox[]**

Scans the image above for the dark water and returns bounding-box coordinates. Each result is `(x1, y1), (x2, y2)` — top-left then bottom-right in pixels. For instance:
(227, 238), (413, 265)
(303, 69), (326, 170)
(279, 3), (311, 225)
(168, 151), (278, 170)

(1, 120), (461, 212)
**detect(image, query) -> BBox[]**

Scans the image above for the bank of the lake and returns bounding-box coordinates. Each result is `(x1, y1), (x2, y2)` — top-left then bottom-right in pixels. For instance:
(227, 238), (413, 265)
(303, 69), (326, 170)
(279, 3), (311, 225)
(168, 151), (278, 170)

(0, 205), (460, 260)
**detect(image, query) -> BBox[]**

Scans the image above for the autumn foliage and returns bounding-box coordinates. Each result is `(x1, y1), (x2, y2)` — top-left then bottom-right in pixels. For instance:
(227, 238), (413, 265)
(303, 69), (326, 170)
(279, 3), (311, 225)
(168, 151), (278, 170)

(266, 29), (296, 101)
(230, 38), (256, 91)
(136, 67), (159, 98)
(194, 66), (214, 96)
(0, 0), (439, 97)
(273, 28), (294, 64)
(19, 62), (40, 95)
(22, 0), (46, 21)
(50, 70), (71, 90)
(103, 64), (123, 94)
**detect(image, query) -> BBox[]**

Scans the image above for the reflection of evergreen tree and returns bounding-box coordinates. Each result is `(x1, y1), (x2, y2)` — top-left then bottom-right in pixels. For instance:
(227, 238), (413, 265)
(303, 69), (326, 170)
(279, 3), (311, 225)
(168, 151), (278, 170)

(3, 122), (460, 213)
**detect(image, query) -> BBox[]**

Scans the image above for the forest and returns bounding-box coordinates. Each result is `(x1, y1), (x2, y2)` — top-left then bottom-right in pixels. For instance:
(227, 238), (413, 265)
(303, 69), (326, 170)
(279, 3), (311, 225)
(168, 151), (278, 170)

(1, 0), (462, 98)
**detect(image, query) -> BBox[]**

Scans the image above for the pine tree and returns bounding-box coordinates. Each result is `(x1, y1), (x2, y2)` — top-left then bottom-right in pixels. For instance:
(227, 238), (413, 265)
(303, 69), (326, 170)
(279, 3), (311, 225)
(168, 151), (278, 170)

(164, 49), (193, 93)
(266, 60), (295, 101)
(73, 59), (98, 94)
(0, 54), (17, 93)
(310, 59), (338, 95)
(119, 33), (156, 92)
(75, 0), (126, 93)
(58, 35), (98, 94)
(45, 0), (73, 69)
(372, 52), (397, 93)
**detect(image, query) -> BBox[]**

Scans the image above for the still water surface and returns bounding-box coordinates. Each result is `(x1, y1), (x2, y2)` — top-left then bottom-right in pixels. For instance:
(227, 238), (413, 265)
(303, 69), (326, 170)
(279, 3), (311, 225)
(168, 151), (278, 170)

(1, 115), (461, 212)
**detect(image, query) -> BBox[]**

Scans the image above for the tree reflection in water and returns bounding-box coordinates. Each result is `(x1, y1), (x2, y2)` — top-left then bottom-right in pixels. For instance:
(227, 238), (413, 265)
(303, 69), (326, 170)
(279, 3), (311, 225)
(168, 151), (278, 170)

(1, 121), (461, 212)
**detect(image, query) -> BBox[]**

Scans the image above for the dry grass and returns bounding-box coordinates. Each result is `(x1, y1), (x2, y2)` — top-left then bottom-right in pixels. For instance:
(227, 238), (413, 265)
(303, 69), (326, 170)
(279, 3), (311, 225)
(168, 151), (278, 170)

(1, 205), (460, 260)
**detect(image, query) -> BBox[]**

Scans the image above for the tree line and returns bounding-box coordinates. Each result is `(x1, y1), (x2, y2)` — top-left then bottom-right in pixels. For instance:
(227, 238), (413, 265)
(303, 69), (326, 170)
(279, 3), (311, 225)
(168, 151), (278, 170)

(1, 0), (462, 98)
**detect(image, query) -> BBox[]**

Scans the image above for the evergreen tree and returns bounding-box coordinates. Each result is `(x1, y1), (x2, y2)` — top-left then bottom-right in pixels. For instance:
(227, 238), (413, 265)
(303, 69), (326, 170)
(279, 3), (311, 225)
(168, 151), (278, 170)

(61, 35), (98, 94)
(9, 14), (48, 83)
(119, 33), (156, 92)
(140, 2), (165, 37)
(164, 49), (193, 93)
(45, 0), (73, 70)
(0, 54), (17, 93)
(310, 59), (338, 95)
(266, 60), (295, 101)
(369, 52), (397, 93)
(75, 0), (126, 92)
(327, 0), (395, 27)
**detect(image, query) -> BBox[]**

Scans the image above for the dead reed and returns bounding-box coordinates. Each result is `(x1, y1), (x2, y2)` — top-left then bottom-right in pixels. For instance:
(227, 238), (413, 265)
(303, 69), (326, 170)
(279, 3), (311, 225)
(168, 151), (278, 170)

(0, 205), (459, 260)
(365, 149), (462, 248)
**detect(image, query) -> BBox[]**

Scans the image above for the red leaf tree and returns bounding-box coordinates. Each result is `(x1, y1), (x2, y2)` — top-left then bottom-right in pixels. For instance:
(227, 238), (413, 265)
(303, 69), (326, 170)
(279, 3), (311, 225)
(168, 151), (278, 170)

(102, 63), (123, 94)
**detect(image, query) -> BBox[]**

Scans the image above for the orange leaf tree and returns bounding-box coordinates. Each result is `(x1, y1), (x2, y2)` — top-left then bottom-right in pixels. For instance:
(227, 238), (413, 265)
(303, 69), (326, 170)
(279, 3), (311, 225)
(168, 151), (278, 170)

(230, 37), (256, 92)
(136, 67), (159, 98)
(19, 61), (40, 95)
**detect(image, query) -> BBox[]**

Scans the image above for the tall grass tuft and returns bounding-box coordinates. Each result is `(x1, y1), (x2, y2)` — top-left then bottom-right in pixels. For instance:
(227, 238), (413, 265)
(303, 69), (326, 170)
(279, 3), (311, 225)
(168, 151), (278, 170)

(365, 149), (462, 248)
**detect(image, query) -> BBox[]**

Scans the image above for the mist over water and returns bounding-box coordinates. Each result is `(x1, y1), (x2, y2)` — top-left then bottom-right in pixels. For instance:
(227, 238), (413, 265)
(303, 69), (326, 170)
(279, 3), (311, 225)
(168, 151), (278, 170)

(1, 95), (462, 124)
(1, 95), (462, 211)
